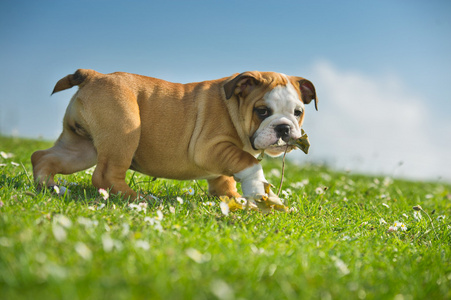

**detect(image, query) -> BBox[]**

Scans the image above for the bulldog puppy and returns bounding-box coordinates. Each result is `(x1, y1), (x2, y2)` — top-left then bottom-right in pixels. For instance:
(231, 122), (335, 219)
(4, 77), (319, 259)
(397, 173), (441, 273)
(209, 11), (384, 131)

(31, 69), (317, 201)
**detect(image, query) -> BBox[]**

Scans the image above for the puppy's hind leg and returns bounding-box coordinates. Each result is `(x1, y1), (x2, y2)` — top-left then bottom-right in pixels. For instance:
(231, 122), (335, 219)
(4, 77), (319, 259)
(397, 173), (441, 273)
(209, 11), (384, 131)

(207, 176), (241, 198)
(88, 101), (142, 200)
(31, 125), (97, 189)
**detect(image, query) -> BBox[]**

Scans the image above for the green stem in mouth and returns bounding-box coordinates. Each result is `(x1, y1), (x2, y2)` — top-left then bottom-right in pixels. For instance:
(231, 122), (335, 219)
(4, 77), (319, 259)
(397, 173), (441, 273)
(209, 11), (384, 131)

(277, 144), (289, 197)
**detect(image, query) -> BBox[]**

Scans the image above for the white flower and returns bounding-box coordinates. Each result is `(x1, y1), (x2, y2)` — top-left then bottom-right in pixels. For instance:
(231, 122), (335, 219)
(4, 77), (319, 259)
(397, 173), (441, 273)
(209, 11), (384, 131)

(75, 242), (92, 260)
(393, 221), (407, 231)
(203, 201), (215, 207)
(379, 218), (387, 225)
(101, 234), (114, 252)
(98, 188), (109, 200)
(121, 223), (130, 237)
(52, 215), (72, 242)
(0, 151), (14, 159)
(169, 206), (176, 214)
(52, 223), (67, 241)
(220, 202), (229, 216)
(413, 211), (422, 221)
(144, 216), (157, 225)
(53, 186), (60, 194)
(185, 248), (210, 263)
(388, 226), (397, 232)
(331, 256), (350, 276)
(53, 185), (69, 196)
(77, 217), (98, 228)
(11, 162), (19, 167)
(383, 177), (393, 187)
(399, 223), (407, 231)
(269, 168), (281, 177)
(281, 189), (292, 198)
(144, 213), (163, 232)
(382, 203), (390, 208)
(135, 240), (150, 250)
(437, 215), (446, 222)
(186, 187), (195, 196)
(321, 173), (332, 182)
(54, 214), (72, 228)
(176, 197), (184, 204)
(210, 280), (234, 300)
(290, 179), (309, 189)
(289, 207), (298, 213)
(129, 203), (146, 213)
(315, 187), (324, 195)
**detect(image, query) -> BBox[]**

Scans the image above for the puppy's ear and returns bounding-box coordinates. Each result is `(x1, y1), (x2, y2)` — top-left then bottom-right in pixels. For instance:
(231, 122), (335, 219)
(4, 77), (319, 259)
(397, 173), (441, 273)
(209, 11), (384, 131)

(298, 78), (318, 111)
(224, 72), (260, 100)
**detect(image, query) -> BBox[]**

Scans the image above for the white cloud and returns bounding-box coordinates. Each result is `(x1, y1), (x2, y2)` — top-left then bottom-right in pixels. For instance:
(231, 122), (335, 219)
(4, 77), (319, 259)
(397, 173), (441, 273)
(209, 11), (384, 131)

(291, 60), (451, 182)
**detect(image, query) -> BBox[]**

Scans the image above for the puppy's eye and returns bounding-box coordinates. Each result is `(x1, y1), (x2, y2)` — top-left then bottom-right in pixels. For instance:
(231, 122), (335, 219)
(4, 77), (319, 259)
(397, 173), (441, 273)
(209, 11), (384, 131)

(255, 107), (271, 119)
(294, 109), (303, 117)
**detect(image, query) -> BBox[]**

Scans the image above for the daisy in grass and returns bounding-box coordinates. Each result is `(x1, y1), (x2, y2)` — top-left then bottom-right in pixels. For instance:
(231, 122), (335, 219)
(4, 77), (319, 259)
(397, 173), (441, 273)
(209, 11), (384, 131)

(389, 221), (407, 232)
(98, 188), (109, 200)
(398, 222), (407, 231)
(128, 202), (147, 213)
(413, 211), (422, 221)
(0, 151), (14, 159)
(220, 202), (230, 216)
(437, 215), (446, 222)
(186, 187), (195, 195)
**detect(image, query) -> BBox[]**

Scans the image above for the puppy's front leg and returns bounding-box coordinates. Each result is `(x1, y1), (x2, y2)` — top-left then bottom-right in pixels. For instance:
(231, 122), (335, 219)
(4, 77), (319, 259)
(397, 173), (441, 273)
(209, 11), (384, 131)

(198, 143), (274, 199)
(233, 164), (268, 198)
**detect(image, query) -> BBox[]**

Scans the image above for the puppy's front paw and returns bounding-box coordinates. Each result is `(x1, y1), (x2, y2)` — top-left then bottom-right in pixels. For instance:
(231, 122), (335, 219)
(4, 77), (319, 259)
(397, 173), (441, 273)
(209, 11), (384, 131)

(233, 164), (288, 213)
(250, 182), (288, 213)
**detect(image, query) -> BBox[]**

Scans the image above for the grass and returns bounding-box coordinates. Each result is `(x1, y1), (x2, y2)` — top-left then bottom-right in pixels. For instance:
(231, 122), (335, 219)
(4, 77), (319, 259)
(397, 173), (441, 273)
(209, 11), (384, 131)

(0, 135), (450, 300)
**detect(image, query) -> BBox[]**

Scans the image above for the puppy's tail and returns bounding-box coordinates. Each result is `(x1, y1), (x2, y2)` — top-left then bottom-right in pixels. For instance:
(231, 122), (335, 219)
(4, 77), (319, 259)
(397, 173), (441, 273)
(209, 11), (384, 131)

(51, 69), (98, 95)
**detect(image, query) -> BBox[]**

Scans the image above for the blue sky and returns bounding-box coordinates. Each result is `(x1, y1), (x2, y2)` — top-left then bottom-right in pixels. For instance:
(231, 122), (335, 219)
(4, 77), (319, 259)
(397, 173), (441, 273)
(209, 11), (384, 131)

(1, 0), (450, 181)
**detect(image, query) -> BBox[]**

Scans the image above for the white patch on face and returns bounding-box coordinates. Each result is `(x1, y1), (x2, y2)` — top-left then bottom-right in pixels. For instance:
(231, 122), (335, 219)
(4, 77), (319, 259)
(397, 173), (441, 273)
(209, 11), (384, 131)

(252, 77), (304, 154)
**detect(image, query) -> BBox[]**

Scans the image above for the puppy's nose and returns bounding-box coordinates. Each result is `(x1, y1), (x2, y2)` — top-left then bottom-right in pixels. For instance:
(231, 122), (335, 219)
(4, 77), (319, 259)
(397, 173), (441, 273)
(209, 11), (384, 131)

(275, 124), (291, 141)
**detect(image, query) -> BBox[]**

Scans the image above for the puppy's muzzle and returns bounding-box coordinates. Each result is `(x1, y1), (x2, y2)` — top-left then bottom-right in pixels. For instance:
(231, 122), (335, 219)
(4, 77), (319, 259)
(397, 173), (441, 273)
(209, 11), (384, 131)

(275, 124), (291, 142)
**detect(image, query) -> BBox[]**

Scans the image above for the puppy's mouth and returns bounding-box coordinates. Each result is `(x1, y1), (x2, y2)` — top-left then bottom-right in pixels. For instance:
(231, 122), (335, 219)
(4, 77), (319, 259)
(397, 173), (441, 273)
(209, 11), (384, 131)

(251, 129), (310, 155)
(268, 138), (297, 151)
(250, 136), (296, 151)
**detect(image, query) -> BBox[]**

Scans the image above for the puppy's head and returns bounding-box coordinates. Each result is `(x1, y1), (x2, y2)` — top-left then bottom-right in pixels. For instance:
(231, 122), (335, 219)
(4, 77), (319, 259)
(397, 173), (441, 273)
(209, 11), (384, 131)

(224, 71), (317, 157)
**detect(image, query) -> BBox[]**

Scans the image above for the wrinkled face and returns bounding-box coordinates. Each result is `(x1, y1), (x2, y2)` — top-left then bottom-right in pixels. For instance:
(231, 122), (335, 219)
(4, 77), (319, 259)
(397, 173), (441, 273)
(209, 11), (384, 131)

(224, 71), (317, 157)
(251, 81), (305, 156)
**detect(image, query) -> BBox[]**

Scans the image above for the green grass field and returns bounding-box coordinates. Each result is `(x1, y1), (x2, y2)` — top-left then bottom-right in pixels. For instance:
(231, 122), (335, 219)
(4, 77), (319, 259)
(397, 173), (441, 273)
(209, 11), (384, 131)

(1, 135), (450, 299)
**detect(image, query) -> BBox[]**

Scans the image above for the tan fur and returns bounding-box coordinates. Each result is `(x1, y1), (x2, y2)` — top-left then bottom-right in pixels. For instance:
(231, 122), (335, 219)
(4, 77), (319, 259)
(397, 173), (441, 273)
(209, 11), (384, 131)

(32, 69), (317, 200)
